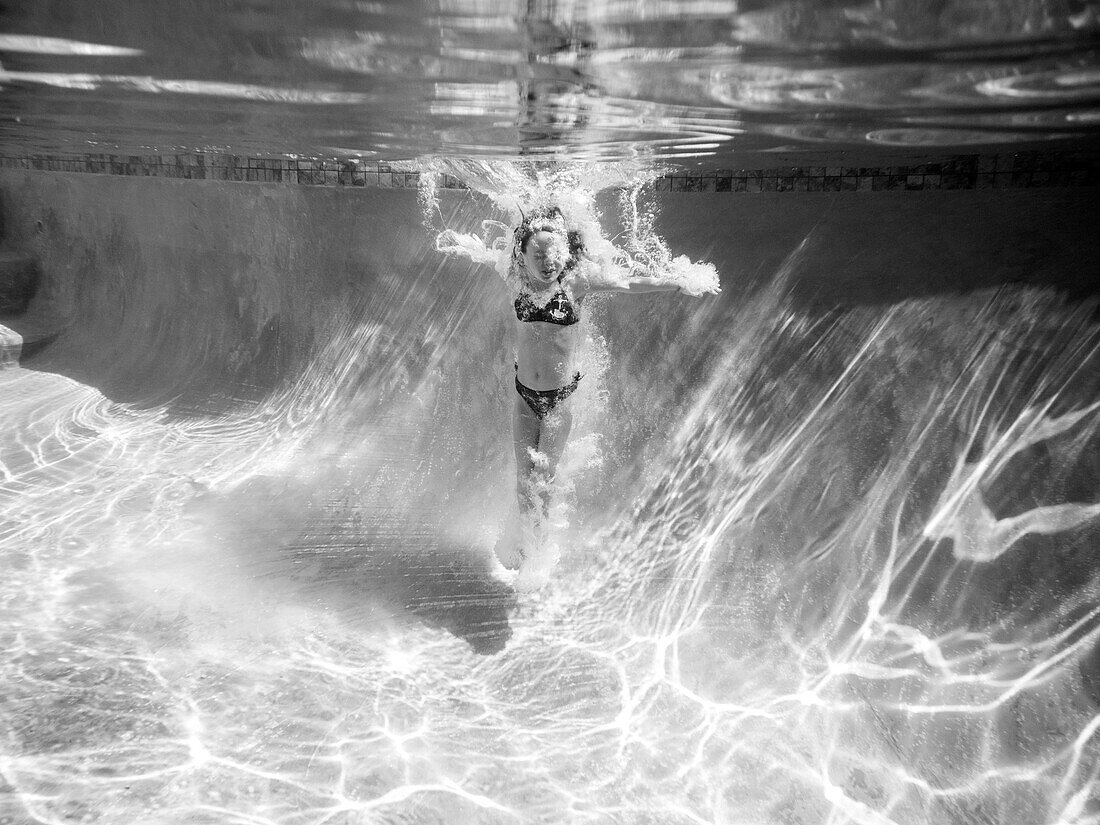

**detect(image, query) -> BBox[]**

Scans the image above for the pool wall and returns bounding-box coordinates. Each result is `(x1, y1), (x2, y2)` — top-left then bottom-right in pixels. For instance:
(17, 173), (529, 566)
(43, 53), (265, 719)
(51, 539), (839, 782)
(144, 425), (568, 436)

(1, 165), (1096, 412)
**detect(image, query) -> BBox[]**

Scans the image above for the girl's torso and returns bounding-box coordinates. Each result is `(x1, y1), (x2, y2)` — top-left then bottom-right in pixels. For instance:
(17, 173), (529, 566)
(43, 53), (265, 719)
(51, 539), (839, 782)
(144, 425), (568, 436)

(513, 279), (584, 390)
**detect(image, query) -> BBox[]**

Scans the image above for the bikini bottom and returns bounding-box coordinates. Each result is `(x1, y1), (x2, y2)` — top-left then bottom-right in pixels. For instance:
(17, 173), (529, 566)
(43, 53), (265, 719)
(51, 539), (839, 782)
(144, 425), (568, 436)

(514, 370), (582, 420)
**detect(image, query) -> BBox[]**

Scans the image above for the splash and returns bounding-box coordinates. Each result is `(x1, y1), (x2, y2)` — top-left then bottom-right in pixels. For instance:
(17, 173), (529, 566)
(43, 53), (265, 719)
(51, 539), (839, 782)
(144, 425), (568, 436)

(419, 158), (720, 296)
(420, 158), (717, 587)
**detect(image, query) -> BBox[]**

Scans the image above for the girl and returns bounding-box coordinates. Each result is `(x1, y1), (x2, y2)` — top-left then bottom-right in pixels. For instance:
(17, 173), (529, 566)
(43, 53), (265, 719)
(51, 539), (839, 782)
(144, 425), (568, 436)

(497, 206), (716, 569)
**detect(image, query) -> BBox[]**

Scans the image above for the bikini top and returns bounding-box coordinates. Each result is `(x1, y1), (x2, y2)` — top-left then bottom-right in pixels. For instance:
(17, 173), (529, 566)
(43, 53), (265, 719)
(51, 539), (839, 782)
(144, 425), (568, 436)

(514, 282), (580, 326)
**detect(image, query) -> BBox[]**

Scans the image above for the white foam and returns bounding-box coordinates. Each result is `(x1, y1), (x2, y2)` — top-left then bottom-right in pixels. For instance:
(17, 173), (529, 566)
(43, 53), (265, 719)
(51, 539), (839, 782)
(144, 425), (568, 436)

(419, 159), (720, 296)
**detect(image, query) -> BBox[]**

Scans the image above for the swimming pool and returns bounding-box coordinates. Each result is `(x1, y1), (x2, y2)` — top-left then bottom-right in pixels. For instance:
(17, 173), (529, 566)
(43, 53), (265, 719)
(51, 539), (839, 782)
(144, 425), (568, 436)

(2, 3), (1099, 824)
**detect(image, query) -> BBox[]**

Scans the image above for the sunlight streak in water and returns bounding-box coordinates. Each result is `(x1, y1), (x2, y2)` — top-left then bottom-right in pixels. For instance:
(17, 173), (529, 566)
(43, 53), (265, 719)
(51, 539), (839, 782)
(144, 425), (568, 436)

(0, 35), (143, 57)
(1, 163), (1099, 823)
(0, 70), (372, 103)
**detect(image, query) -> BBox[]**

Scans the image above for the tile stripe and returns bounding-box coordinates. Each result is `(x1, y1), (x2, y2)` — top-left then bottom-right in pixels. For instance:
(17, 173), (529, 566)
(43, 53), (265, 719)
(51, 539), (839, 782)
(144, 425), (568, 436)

(0, 152), (1096, 191)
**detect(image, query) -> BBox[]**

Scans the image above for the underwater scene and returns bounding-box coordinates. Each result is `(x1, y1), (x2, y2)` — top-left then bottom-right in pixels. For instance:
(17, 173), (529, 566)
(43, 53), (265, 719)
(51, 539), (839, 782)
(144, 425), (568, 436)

(2, 1), (1100, 824)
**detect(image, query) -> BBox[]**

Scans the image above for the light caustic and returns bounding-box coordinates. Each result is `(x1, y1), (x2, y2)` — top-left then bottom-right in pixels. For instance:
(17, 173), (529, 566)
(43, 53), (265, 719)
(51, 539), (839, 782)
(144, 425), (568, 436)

(2, 185), (1099, 824)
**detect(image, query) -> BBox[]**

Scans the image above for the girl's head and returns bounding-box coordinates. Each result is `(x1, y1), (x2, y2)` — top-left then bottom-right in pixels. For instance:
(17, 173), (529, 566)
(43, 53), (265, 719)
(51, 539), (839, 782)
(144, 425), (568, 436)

(510, 206), (584, 289)
(522, 229), (568, 287)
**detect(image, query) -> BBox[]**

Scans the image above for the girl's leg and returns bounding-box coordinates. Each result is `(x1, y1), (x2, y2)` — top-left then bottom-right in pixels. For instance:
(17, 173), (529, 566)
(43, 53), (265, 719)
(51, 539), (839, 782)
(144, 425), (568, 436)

(496, 393), (542, 569)
(512, 392), (542, 509)
(531, 401), (573, 518)
(519, 398), (576, 523)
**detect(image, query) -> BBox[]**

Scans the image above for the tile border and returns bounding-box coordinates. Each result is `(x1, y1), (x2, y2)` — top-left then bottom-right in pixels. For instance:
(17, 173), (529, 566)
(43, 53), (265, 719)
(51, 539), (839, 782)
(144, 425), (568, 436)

(656, 153), (1099, 192)
(1, 151), (1096, 192)
(0, 154), (441, 188)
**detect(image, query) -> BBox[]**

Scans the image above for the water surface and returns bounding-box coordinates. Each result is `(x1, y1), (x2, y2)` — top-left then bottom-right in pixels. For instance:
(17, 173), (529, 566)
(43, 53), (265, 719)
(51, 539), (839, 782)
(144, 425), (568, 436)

(2, 0), (1099, 161)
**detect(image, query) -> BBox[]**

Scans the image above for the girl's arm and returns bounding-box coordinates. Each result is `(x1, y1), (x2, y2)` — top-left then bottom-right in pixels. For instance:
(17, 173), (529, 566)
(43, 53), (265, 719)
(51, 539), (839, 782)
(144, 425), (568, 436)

(590, 274), (681, 294)
(576, 256), (685, 295)
(570, 239), (720, 298)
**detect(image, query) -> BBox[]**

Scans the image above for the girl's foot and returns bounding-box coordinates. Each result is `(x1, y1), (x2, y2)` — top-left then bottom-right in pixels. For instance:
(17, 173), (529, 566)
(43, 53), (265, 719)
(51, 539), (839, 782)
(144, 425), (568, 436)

(494, 507), (526, 570)
(494, 542), (524, 570)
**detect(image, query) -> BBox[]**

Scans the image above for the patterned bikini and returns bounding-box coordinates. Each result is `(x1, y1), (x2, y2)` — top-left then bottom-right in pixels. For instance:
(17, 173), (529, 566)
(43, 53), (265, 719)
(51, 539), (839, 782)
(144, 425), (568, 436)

(514, 281), (582, 419)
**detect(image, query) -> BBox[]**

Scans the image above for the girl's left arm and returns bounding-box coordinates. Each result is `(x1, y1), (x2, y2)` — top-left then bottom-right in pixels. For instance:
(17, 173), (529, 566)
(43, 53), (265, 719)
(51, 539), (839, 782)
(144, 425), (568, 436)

(601, 274), (681, 294)
(576, 258), (683, 295)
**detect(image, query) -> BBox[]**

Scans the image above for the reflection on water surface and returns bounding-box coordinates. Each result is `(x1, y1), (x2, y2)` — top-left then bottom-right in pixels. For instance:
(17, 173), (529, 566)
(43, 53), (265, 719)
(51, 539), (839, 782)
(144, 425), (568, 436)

(1, 0), (1098, 160)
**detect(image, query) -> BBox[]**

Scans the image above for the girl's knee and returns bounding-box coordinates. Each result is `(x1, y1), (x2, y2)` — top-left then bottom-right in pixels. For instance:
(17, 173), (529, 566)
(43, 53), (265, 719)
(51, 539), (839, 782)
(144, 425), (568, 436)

(545, 409), (572, 435)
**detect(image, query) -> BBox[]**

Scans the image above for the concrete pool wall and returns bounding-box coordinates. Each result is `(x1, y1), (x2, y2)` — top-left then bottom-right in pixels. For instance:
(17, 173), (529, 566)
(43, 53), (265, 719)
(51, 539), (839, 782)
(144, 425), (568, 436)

(1, 162), (1097, 413)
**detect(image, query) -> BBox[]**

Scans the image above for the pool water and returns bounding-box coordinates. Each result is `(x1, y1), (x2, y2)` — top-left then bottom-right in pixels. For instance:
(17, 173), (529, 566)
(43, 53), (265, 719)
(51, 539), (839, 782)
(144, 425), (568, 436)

(2, 2), (1100, 824)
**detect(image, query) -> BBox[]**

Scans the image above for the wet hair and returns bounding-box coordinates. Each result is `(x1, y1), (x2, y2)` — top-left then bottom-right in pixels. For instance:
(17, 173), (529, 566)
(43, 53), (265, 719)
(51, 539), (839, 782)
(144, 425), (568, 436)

(505, 206), (586, 291)
(514, 206), (585, 260)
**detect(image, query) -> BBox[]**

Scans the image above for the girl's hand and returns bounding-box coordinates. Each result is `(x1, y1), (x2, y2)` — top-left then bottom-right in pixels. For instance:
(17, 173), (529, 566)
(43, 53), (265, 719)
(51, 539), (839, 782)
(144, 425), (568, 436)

(677, 280), (721, 297)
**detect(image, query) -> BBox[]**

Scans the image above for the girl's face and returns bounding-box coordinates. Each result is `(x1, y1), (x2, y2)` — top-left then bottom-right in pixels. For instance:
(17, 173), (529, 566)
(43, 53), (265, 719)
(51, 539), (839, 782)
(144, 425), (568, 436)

(522, 230), (567, 287)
